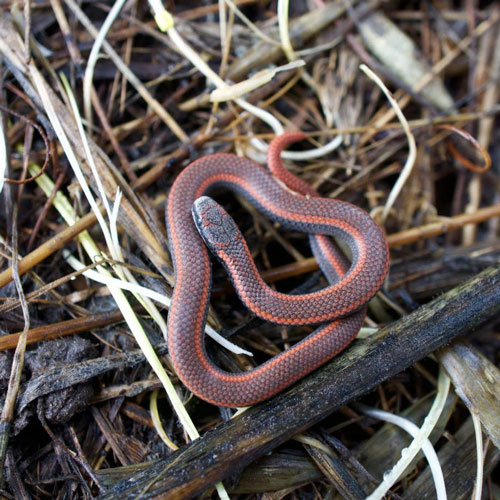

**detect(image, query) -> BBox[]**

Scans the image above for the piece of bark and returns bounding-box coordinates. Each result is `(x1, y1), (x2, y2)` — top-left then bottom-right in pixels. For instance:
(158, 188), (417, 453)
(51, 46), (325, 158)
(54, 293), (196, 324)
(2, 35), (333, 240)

(98, 265), (500, 500)
(437, 341), (500, 449)
(230, 452), (321, 494)
(18, 343), (169, 412)
(358, 12), (454, 110)
(305, 444), (367, 499)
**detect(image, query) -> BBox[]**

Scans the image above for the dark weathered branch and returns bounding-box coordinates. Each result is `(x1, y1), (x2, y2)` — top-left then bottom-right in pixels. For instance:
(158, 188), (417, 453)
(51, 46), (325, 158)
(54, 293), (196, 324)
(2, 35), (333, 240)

(99, 266), (500, 499)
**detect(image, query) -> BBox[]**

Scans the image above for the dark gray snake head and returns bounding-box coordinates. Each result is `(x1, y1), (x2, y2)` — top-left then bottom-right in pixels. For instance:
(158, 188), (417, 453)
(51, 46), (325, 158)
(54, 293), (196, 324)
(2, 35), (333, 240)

(192, 196), (242, 253)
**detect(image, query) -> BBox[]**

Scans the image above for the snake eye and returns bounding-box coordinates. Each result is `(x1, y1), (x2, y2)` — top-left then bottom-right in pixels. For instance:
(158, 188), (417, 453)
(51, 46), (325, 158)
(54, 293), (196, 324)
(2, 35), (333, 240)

(192, 196), (241, 250)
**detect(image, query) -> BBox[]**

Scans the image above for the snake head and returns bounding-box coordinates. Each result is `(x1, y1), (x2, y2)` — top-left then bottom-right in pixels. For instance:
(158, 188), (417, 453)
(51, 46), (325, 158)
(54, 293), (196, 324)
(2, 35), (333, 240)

(192, 196), (242, 252)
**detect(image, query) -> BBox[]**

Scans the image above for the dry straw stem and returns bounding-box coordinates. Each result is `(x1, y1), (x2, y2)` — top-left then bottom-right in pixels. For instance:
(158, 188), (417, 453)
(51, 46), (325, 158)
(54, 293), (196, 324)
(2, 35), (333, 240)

(0, 103), (8, 194)
(222, 0), (281, 47)
(401, 417), (499, 499)
(0, 210), (99, 288)
(149, 389), (178, 451)
(471, 412), (484, 500)
(360, 64), (416, 223)
(353, 393), (457, 496)
(209, 61), (305, 103)
(365, 369), (450, 500)
(82, 0), (128, 129)
(357, 404), (446, 500)
(0, 310), (126, 352)
(276, 0), (328, 115)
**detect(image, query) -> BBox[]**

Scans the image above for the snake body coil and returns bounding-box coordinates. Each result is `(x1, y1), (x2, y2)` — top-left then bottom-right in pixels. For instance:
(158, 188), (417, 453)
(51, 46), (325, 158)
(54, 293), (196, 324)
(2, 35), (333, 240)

(166, 133), (389, 407)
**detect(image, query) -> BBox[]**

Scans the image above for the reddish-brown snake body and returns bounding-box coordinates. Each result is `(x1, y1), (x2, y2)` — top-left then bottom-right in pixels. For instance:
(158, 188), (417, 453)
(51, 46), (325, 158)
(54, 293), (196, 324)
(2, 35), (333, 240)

(166, 132), (389, 407)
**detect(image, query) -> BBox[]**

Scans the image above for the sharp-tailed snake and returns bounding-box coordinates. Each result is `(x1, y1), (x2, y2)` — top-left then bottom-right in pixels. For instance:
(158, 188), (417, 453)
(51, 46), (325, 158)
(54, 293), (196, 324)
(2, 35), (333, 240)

(166, 132), (389, 407)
